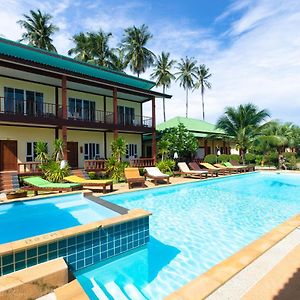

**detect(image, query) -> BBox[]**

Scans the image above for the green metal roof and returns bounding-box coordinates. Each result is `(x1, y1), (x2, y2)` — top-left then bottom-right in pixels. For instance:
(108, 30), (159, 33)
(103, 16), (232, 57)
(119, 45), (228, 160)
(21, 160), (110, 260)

(0, 37), (156, 90)
(157, 116), (226, 135)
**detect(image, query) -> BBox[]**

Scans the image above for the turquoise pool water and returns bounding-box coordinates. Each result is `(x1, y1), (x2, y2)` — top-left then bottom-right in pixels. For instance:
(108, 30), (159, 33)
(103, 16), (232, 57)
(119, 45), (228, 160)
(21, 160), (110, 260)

(77, 172), (300, 299)
(0, 193), (119, 244)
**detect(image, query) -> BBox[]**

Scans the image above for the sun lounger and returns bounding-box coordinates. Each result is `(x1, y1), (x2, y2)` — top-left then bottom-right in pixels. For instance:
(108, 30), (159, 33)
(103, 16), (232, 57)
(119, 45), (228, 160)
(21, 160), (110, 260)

(124, 168), (146, 189)
(189, 162), (219, 177)
(64, 175), (113, 193)
(214, 164), (234, 174)
(224, 162), (247, 172)
(144, 167), (170, 185)
(177, 162), (208, 178)
(230, 160), (254, 171)
(22, 176), (82, 195)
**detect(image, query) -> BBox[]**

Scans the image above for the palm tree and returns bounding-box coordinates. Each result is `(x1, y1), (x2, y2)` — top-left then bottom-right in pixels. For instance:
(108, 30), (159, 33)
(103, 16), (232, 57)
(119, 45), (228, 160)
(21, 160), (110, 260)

(18, 9), (58, 52)
(121, 24), (155, 77)
(68, 32), (93, 62)
(194, 64), (212, 121)
(89, 30), (114, 68)
(216, 103), (270, 164)
(110, 48), (129, 72)
(151, 52), (176, 122)
(158, 140), (170, 161)
(175, 57), (198, 118)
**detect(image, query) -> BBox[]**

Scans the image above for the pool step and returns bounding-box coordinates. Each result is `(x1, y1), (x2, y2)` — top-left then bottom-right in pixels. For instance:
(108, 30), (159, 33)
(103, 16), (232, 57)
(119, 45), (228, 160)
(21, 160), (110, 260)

(90, 278), (109, 300)
(124, 283), (147, 299)
(104, 281), (129, 300)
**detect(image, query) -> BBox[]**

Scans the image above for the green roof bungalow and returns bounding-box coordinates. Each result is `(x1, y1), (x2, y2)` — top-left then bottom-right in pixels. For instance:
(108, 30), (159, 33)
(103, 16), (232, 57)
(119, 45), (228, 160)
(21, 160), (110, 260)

(143, 116), (233, 159)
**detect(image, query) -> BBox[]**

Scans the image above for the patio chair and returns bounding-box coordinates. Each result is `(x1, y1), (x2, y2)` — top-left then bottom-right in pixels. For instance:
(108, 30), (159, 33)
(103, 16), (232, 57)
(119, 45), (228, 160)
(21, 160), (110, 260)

(177, 162), (208, 179)
(214, 164), (234, 174)
(230, 160), (255, 171)
(22, 176), (82, 195)
(189, 162), (219, 177)
(224, 162), (247, 172)
(64, 175), (113, 193)
(124, 168), (146, 189)
(144, 167), (170, 185)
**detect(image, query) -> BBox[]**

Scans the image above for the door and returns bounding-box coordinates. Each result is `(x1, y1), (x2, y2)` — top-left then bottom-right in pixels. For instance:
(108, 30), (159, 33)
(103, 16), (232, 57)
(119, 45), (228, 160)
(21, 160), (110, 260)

(0, 140), (18, 171)
(67, 142), (78, 168)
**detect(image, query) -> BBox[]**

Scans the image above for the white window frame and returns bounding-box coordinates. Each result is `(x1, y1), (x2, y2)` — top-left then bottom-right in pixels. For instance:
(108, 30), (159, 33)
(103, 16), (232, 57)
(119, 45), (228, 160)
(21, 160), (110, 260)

(84, 143), (100, 160)
(126, 144), (138, 159)
(26, 142), (48, 162)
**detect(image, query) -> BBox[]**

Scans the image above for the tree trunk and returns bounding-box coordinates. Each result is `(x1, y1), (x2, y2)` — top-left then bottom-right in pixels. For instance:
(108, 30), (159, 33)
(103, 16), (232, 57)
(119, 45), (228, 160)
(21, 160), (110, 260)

(163, 85), (166, 122)
(186, 88), (188, 118)
(202, 88), (205, 121)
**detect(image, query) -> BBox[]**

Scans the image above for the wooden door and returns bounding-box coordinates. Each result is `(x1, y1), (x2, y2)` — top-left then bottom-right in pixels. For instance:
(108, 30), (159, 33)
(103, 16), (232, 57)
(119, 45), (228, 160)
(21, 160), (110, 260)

(0, 140), (18, 171)
(67, 142), (78, 168)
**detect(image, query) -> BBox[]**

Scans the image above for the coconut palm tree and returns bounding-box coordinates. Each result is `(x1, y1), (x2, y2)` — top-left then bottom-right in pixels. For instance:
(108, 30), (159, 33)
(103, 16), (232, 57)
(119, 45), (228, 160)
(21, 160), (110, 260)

(175, 57), (198, 118)
(121, 24), (155, 77)
(216, 103), (270, 164)
(110, 48), (129, 72)
(68, 32), (93, 62)
(18, 9), (58, 52)
(89, 30), (114, 68)
(151, 52), (176, 122)
(194, 64), (212, 121)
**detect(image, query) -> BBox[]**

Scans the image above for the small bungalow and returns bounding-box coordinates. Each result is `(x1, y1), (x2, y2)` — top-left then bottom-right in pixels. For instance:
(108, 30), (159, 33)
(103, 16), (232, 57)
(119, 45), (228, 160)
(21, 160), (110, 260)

(143, 116), (233, 159)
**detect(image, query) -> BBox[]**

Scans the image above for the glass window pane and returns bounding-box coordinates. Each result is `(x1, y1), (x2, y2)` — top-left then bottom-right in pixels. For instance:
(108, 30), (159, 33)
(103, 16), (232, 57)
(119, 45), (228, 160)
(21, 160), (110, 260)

(68, 98), (75, 118)
(36, 92), (44, 115)
(75, 99), (82, 119)
(4, 87), (14, 113)
(15, 89), (24, 113)
(90, 101), (95, 121)
(83, 100), (90, 121)
(26, 91), (35, 115)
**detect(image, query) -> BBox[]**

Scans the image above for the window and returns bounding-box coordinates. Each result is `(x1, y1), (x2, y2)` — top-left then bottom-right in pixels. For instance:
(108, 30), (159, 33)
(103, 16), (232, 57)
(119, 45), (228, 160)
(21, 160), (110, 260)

(68, 98), (95, 121)
(126, 144), (138, 159)
(26, 142), (48, 162)
(117, 106), (135, 125)
(84, 143), (100, 160)
(4, 87), (44, 115)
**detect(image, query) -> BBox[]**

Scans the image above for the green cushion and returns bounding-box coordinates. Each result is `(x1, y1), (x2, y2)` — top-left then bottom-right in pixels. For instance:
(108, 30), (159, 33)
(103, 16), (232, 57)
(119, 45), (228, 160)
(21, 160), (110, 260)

(23, 176), (79, 188)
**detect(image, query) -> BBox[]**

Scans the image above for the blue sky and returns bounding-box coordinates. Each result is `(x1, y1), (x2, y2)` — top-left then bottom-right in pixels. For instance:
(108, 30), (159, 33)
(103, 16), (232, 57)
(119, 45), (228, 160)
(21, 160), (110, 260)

(1, 0), (300, 125)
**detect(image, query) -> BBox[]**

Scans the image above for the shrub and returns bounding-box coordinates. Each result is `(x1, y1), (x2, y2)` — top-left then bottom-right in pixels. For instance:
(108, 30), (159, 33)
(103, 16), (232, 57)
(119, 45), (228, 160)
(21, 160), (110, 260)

(282, 152), (296, 160)
(156, 159), (175, 174)
(245, 153), (256, 164)
(255, 154), (263, 165)
(268, 152), (278, 165)
(42, 160), (70, 182)
(204, 154), (218, 164)
(105, 157), (128, 182)
(218, 154), (229, 163)
(88, 172), (97, 180)
(229, 154), (241, 163)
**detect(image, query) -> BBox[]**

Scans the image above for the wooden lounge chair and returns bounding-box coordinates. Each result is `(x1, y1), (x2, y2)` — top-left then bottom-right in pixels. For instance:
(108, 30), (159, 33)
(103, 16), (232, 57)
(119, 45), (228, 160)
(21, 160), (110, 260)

(230, 160), (255, 171)
(214, 164), (234, 174)
(177, 162), (208, 178)
(22, 176), (82, 195)
(144, 167), (170, 185)
(224, 162), (247, 172)
(124, 168), (146, 189)
(64, 175), (113, 193)
(189, 162), (219, 177)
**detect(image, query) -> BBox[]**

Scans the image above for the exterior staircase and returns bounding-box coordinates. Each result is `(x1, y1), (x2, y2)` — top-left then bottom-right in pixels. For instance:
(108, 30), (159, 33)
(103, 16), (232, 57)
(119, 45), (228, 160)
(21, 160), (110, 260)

(70, 169), (89, 179)
(0, 172), (19, 192)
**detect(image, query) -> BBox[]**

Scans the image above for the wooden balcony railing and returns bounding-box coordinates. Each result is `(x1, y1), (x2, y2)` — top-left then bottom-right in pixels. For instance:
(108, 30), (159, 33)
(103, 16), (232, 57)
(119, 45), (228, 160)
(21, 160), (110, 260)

(84, 160), (107, 172)
(18, 162), (41, 174)
(129, 158), (155, 167)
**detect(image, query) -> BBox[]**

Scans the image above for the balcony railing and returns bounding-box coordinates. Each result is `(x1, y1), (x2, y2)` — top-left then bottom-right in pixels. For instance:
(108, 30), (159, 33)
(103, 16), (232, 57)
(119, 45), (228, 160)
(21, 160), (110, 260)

(0, 97), (57, 118)
(18, 162), (42, 174)
(129, 158), (155, 167)
(0, 98), (153, 129)
(84, 159), (107, 172)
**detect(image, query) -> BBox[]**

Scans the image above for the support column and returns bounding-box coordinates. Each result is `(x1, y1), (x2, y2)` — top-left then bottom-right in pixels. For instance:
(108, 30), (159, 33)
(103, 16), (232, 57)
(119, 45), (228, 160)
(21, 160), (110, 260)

(204, 139), (208, 156)
(152, 97), (156, 162)
(61, 75), (68, 160)
(113, 87), (118, 140)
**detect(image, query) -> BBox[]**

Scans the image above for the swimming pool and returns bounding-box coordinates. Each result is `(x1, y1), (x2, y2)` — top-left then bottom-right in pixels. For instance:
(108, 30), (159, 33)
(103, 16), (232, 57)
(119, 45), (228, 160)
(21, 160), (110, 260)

(0, 193), (119, 244)
(77, 172), (300, 299)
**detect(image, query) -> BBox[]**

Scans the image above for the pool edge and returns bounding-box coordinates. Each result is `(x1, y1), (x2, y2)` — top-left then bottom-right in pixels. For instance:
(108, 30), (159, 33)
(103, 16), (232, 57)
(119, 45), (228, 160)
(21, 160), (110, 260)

(165, 213), (300, 300)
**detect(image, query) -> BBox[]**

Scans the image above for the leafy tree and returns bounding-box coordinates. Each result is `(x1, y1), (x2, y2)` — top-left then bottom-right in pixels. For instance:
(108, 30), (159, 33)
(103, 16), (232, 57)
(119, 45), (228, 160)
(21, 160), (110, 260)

(110, 48), (129, 72)
(157, 140), (170, 161)
(175, 57), (198, 118)
(194, 64), (212, 121)
(121, 24), (155, 77)
(18, 9), (58, 52)
(216, 103), (270, 164)
(89, 30), (114, 68)
(160, 123), (198, 160)
(151, 52), (176, 121)
(68, 32), (93, 62)
(111, 137), (127, 162)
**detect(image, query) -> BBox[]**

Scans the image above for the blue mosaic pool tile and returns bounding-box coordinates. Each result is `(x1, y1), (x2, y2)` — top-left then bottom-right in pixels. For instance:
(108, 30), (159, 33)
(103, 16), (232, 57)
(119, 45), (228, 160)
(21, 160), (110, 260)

(15, 251), (25, 262)
(58, 240), (67, 248)
(48, 242), (58, 252)
(68, 237), (76, 246)
(77, 234), (84, 244)
(38, 245), (47, 255)
(2, 264), (14, 275)
(15, 260), (26, 271)
(27, 257), (37, 267)
(38, 254), (47, 263)
(49, 251), (58, 260)
(2, 254), (13, 266)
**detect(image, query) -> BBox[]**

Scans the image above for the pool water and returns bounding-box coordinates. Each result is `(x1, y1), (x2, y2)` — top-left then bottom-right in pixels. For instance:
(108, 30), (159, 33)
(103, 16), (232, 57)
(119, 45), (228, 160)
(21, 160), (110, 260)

(77, 172), (300, 299)
(0, 193), (119, 244)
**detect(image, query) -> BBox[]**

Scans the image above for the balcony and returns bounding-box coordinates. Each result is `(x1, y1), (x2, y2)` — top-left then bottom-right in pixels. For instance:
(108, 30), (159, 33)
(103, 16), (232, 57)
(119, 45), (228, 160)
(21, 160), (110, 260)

(0, 97), (152, 131)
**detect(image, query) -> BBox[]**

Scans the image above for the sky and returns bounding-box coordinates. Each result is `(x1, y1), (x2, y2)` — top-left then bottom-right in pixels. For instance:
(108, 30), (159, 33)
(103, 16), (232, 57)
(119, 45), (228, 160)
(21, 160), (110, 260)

(1, 0), (300, 125)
